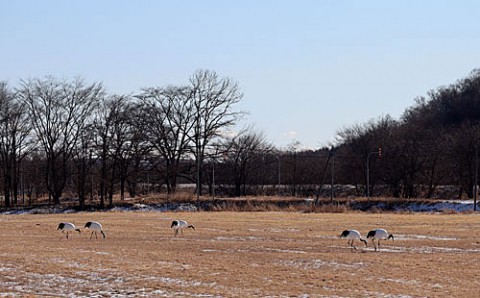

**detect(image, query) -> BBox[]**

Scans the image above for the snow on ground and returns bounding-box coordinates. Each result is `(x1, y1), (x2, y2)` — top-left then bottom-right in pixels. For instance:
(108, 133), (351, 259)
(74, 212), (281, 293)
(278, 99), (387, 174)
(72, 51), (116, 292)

(0, 263), (222, 298)
(399, 200), (477, 212)
(278, 259), (366, 270)
(1, 198), (479, 214)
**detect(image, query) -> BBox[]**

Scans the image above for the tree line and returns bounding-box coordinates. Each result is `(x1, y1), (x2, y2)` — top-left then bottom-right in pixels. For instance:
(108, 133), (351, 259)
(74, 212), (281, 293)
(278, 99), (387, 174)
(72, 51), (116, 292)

(1, 68), (480, 209)
(335, 68), (480, 199)
(0, 70), (248, 208)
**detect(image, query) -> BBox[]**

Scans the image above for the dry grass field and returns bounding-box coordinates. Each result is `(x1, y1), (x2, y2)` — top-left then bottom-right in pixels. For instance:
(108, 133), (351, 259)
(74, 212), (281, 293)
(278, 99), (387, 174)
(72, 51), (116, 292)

(1, 211), (480, 297)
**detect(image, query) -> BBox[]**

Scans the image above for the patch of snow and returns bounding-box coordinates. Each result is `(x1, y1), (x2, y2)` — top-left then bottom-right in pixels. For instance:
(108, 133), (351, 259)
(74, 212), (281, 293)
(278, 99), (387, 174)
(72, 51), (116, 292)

(412, 246), (480, 254)
(377, 277), (421, 285)
(362, 291), (417, 298)
(358, 245), (480, 254)
(213, 236), (265, 241)
(398, 201), (476, 213)
(1, 207), (77, 215)
(109, 202), (198, 213)
(2, 198), (478, 214)
(267, 228), (300, 233)
(279, 259), (366, 270)
(263, 247), (306, 254)
(78, 249), (110, 255)
(403, 234), (457, 241)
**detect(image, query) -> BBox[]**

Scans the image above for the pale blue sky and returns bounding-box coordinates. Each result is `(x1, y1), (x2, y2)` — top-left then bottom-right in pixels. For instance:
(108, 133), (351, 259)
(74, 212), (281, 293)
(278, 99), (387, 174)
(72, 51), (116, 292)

(2, 1), (480, 149)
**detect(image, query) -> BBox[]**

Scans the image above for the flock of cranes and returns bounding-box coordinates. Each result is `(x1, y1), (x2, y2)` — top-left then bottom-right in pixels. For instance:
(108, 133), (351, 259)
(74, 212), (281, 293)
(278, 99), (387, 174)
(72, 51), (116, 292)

(58, 219), (393, 252)
(340, 228), (394, 252)
(57, 220), (196, 239)
(57, 221), (106, 239)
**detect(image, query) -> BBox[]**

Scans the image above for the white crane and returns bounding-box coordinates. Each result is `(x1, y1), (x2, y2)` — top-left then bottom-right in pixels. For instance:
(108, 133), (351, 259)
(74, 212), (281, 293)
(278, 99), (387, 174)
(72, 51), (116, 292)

(84, 221), (106, 239)
(57, 222), (81, 239)
(171, 220), (195, 237)
(366, 228), (394, 251)
(339, 229), (368, 251)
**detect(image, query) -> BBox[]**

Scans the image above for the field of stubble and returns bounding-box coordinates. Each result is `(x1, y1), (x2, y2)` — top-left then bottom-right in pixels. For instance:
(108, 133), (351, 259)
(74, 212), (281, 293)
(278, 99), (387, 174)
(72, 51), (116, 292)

(0, 211), (480, 297)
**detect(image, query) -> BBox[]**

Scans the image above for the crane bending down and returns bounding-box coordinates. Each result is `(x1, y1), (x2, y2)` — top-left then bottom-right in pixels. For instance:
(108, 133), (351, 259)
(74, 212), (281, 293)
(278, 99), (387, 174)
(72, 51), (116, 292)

(339, 229), (368, 251)
(366, 229), (394, 251)
(57, 222), (81, 239)
(171, 220), (195, 237)
(84, 221), (106, 239)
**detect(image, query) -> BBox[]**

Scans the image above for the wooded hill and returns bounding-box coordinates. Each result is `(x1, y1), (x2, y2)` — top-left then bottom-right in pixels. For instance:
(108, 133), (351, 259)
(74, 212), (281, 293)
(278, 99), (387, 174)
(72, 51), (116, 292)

(335, 68), (480, 198)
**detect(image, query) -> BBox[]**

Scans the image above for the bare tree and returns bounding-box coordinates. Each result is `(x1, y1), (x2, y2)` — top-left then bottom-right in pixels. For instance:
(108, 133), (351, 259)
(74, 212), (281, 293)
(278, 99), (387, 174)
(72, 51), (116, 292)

(109, 97), (148, 201)
(19, 77), (103, 205)
(221, 129), (272, 196)
(72, 125), (94, 209)
(336, 115), (396, 197)
(137, 86), (196, 193)
(92, 95), (125, 207)
(124, 104), (151, 198)
(0, 82), (35, 207)
(190, 69), (245, 197)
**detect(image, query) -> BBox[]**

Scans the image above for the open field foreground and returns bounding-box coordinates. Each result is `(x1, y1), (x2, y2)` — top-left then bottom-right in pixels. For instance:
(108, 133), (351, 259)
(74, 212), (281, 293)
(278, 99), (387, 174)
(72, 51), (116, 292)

(1, 212), (480, 297)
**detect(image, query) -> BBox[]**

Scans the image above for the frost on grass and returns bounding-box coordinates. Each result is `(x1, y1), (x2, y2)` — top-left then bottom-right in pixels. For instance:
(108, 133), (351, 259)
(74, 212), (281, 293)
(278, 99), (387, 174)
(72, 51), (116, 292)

(279, 259), (366, 270)
(362, 291), (417, 298)
(0, 265), (220, 297)
(396, 234), (457, 241)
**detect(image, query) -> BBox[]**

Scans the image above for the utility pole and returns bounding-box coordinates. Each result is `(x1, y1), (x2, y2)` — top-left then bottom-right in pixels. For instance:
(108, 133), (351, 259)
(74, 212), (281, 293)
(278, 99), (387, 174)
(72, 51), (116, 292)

(196, 144), (201, 200)
(330, 149), (335, 203)
(475, 144), (478, 212)
(212, 156), (216, 200)
(366, 147), (382, 199)
(276, 155), (281, 196)
(212, 147), (218, 200)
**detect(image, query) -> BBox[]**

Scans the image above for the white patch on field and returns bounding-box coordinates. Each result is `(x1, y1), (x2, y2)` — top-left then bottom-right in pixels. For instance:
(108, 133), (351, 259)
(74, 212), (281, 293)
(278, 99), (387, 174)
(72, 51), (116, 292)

(411, 246), (480, 254)
(0, 266), (15, 272)
(279, 259), (366, 270)
(264, 247), (306, 254)
(49, 257), (87, 269)
(204, 247), (251, 253)
(202, 249), (219, 252)
(358, 245), (480, 254)
(78, 249), (110, 255)
(267, 228), (300, 233)
(214, 236), (265, 241)
(0, 263), (223, 297)
(364, 246), (405, 253)
(0, 292), (19, 297)
(329, 245), (371, 252)
(399, 234), (457, 241)
(363, 291), (418, 298)
(316, 235), (340, 239)
(377, 277), (421, 285)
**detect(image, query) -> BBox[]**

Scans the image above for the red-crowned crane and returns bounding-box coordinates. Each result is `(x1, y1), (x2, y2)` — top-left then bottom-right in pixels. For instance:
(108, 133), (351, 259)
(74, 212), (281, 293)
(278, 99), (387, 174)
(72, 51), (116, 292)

(366, 228), (394, 251)
(84, 221), (106, 239)
(339, 229), (368, 251)
(57, 222), (81, 239)
(171, 220), (195, 237)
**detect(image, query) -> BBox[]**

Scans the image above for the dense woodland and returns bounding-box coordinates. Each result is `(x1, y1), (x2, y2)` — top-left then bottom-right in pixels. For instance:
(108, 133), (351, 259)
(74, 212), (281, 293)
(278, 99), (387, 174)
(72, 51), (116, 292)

(1, 68), (480, 209)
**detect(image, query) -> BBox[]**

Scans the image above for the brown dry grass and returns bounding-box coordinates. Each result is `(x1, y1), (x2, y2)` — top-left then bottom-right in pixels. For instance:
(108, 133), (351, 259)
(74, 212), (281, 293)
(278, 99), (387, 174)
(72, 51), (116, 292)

(1, 211), (480, 297)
